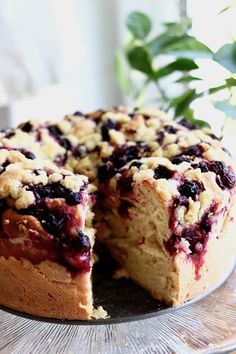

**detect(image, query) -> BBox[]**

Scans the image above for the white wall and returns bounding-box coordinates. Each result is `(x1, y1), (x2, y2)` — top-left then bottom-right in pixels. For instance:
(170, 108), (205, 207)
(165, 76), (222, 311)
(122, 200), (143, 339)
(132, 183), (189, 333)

(0, 0), (180, 128)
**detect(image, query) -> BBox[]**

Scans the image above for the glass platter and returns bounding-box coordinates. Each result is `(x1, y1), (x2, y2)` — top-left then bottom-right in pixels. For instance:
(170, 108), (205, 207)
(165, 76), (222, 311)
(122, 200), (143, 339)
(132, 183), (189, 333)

(0, 254), (235, 353)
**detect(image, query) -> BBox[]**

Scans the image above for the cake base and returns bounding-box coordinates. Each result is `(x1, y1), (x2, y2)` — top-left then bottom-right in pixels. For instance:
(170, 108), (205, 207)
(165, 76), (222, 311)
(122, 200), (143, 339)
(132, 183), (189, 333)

(0, 257), (93, 320)
(0, 243), (235, 325)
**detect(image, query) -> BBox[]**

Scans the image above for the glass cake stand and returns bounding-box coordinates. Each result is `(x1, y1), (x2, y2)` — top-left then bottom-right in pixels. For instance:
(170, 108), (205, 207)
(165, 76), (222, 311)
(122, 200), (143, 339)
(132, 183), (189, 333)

(0, 264), (235, 354)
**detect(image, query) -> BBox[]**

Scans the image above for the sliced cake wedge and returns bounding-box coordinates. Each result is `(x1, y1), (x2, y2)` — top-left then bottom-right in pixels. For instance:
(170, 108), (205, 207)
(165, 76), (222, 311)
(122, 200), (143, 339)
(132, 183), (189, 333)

(0, 149), (95, 319)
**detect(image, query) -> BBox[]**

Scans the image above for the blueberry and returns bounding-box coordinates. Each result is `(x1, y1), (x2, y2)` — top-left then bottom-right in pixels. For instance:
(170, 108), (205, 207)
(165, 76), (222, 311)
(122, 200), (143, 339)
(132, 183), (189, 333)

(101, 119), (117, 141)
(60, 138), (71, 150)
(77, 229), (91, 249)
(32, 184), (50, 198)
(98, 143), (151, 181)
(61, 229), (90, 252)
(66, 192), (82, 205)
(208, 161), (236, 189)
(192, 161), (209, 172)
(54, 154), (67, 167)
(110, 143), (151, 169)
(173, 196), (189, 208)
(0, 167), (5, 175)
(30, 182), (68, 200)
(156, 131), (165, 144)
(182, 144), (204, 157)
(208, 133), (220, 141)
(71, 145), (83, 158)
(41, 213), (58, 233)
(21, 122), (33, 132)
(129, 161), (142, 169)
(171, 156), (191, 165)
(48, 125), (63, 139)
(33, 169), (43, 176)
(97, 163), (117, 182)
(128, 112), (136, 118)
(0, 128), (15, 139)
(154, 165), (174, 180)
(178, 118), (198, 130)
(22, 151), (36, 160)
(5, 130), (15, 139)
(73, 111), (83, 116)
(164, 125), (177, 134)
(171, 145), (204, 164)
(50, 184), (67, 198)
(178, 180), (204, 199)
(41, 212), (67, 235)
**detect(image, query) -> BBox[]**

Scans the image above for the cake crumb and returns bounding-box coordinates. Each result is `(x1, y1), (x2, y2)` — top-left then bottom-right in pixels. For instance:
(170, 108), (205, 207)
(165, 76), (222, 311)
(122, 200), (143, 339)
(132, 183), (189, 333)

(113, 268), (130, 280)
(92, 306), (109, 319)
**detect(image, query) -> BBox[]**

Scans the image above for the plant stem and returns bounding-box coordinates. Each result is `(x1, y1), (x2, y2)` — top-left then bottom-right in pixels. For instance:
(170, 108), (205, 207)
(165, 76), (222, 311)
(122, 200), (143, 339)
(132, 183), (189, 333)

(179, 0), (187, 21)
(134, 78), (150, 106)
(153, 81), (169, 109)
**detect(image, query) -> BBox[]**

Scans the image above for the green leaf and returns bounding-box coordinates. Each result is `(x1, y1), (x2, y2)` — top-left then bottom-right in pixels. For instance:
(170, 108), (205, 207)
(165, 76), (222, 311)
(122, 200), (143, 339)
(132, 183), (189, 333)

(163, 36), (213, 59)
(226, 77), (236, 86)
(214, 100), (236, 119)
(176, 75), (201, 83)
(153, 58), (198, 80)
(209, 77), (236, 94)
(209, 84), (228, 94)
(126, 12), (151, 40)
(163, 18), (192, 35)
(218, 5), (231, 14)
(191, 118), (211, 128)
(146, 34), (212, 58)
(146, 34), (187, 56)
(127, 46), (153, 75)
(179, 108), (211, 128)
(114, 51), (132, 94)
(213, 43), (236, 73)
(171, 89), (201, 117)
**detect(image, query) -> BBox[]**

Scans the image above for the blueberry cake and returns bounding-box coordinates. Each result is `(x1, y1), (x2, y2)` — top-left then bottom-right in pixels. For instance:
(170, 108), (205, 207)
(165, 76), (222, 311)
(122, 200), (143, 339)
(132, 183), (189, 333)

(0, 107), (235, 318)
(0, 149), (95, 319)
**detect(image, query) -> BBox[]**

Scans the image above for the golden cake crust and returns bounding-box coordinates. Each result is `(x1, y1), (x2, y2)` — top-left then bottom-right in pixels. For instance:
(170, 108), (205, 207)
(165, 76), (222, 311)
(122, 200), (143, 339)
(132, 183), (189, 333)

(0, 257), (93, 320)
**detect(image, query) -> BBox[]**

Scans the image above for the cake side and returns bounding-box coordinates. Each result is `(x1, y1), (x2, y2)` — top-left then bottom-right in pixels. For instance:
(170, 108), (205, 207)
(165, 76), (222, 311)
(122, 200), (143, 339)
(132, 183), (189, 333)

(98, 151), (236, 305)
(0, 257), (93, 320)
(0, 149), (95, 319)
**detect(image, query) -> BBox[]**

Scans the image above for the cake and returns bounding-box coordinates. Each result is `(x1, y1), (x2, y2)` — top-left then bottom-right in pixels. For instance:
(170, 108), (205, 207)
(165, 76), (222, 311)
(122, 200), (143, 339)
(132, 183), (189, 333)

(0, 107), (235, 319)
(0, 149), (95, 319)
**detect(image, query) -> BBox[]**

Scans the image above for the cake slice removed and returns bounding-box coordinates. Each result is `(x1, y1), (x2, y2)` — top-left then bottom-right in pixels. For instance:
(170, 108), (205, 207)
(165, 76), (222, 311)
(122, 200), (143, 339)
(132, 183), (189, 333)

(0, 149), (95, 319)
(98, 156), (236, 305)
